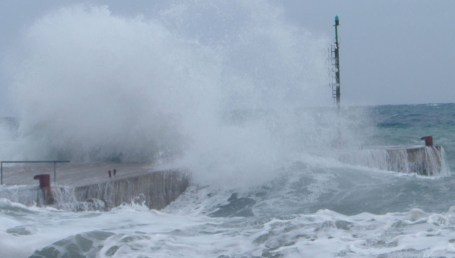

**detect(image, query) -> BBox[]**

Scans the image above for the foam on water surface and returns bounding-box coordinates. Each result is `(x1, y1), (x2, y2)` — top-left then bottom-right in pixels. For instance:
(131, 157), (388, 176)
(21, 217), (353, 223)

(0, 0), (454, 257)
(3, 195), (455, 258)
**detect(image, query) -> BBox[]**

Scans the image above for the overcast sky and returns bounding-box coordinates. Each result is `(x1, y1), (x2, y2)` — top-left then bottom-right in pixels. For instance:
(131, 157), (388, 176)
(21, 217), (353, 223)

(290, 0), (455, 106)
(0, 0), (453, 115)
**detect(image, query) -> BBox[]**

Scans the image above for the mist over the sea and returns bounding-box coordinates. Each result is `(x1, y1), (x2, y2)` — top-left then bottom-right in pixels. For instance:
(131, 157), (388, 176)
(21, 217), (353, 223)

(1, 2), (455, 257)
(3, 1), (365, 187)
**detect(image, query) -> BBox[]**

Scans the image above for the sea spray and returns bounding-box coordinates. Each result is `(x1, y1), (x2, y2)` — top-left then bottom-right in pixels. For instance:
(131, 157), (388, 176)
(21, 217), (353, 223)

(0, 2), (454, 257)
(3, 1), (366, 188)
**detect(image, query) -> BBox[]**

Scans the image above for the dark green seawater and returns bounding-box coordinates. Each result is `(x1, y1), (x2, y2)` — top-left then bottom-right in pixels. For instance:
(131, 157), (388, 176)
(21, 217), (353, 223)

(368, 103), (455, 169)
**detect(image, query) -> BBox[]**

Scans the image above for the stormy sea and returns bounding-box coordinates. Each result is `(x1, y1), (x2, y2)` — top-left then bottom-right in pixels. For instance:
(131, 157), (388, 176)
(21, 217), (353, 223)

(0, 103), (454, 258)
(0, 2), (454, 257)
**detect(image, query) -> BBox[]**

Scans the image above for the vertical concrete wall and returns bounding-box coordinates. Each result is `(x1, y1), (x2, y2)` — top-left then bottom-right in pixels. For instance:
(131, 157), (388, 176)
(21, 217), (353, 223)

(409, 146), (442, 175)
(0, 185), (41, 206)
(74, 170), (189, 209)
(339, 145), (448, 176)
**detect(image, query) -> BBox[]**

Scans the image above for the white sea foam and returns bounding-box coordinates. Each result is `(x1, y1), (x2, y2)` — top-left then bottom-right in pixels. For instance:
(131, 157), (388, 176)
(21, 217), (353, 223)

(0, 1), (372, 189)
(2, 194), (455, 258)
(1, 1), (453, 257)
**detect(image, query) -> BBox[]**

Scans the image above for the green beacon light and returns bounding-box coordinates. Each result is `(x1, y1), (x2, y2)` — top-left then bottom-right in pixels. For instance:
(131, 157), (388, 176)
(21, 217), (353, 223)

(335, 15), (339, 26)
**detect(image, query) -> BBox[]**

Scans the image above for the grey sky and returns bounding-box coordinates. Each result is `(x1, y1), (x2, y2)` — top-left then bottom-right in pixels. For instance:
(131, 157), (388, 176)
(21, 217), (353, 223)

(288, 0), (455, 106)
(0, 0), (454, 115)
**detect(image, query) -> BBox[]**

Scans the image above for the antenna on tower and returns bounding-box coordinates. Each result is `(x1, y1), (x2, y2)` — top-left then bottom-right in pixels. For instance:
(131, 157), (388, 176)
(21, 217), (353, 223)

(330, 15), (341, 110)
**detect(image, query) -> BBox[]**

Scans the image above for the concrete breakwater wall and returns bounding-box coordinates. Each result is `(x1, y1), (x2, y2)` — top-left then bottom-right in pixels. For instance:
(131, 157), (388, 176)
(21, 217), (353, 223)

(386, 146), (445, 175)
(340, 145), (449, 176)
(0, 185), (43, 206)
(0, 167), (190, 211)
(73, 170), (189, 210)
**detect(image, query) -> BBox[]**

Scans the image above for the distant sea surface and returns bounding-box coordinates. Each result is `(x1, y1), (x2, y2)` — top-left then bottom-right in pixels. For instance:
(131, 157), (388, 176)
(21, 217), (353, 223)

(369, 103), (455, 169)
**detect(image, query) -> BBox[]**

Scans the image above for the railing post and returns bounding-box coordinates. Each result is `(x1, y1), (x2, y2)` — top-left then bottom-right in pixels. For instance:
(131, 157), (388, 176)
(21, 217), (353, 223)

(0, 160), (69, 185)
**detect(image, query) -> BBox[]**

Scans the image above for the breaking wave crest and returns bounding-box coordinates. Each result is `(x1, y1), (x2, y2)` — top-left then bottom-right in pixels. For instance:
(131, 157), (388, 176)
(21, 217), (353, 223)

(2, 1), (370, 188)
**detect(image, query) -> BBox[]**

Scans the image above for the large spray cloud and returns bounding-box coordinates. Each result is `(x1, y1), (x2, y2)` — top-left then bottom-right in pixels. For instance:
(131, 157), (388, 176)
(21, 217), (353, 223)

(5, 1), (346, 186)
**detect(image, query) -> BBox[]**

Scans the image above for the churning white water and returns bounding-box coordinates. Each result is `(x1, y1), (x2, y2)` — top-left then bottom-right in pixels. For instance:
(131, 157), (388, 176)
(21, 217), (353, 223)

(0, 1), (454, 257)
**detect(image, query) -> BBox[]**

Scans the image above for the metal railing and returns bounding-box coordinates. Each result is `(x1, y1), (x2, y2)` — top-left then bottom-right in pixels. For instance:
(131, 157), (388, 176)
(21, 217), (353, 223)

(0, 160), (70, 185)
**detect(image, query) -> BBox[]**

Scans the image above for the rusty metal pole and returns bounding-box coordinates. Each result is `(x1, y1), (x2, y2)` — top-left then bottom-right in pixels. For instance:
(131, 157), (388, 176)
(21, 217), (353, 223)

(421, 136), (433, 147)
(34, 174), (55, 205)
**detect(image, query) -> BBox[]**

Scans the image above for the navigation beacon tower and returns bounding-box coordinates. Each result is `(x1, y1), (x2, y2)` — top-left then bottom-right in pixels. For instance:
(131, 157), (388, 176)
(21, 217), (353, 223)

(331, 15), (341, 109)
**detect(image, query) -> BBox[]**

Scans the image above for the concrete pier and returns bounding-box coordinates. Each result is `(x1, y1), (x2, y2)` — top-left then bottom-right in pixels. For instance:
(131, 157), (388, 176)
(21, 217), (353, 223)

(385, 146), (444, 175)
(74, 170), (188, 210)
(340, 145), (448, 176)
(0, 163), (190, 210)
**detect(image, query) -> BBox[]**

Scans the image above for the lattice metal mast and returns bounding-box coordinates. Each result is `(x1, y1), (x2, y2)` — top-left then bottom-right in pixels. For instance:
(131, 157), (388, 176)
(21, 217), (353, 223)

(333, 15), (341, 109)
